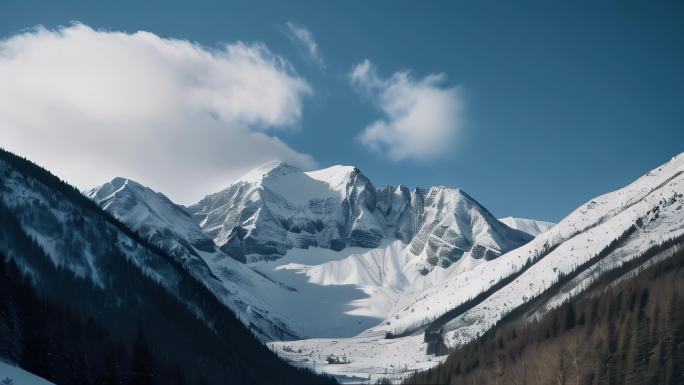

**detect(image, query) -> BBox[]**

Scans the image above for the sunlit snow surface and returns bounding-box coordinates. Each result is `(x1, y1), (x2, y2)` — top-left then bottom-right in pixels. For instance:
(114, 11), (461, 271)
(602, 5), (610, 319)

(250, 240), (483, 338)
(498, 216), (555, 236)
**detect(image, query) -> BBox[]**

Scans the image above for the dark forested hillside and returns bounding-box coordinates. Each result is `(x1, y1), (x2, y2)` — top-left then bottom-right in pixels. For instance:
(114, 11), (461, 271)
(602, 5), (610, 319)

(405, 241), (684, 385)
(0, 148), (334, 385)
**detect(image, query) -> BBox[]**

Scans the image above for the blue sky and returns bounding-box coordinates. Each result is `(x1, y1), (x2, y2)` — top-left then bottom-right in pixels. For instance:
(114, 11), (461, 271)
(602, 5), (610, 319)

(1, 0), (682, 222)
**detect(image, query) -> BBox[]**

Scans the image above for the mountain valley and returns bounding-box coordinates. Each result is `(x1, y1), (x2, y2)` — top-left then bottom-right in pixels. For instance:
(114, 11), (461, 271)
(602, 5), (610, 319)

(2, 149), (683, 384)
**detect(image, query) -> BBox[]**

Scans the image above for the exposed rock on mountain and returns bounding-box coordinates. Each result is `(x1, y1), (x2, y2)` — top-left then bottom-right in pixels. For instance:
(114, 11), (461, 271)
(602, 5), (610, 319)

(188, 161), (532, 268)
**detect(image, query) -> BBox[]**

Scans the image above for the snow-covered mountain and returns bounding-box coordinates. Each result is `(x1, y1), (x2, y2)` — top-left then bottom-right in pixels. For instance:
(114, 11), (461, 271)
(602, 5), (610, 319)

(86, 163), (532, 339)
(86, 177), (303, 340)
(87, 177), (225, 270)
(498, 216), (555, 236)
(271, 153), (684, 382)
(80, 154), (684, 382)
(188, 161), (531, 269)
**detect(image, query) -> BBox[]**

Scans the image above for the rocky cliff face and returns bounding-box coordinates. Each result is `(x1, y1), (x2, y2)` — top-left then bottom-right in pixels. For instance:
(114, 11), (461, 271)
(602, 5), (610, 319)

(408, 187), (532, 267)
(188, 162), (532, 267)
(187, 162), (386, 262)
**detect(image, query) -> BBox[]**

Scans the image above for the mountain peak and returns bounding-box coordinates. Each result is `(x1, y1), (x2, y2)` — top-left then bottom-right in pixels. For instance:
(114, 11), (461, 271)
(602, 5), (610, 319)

(237, 161), (302, 184)
(87, 176), (144, 202)
(305, 164), (362, 188)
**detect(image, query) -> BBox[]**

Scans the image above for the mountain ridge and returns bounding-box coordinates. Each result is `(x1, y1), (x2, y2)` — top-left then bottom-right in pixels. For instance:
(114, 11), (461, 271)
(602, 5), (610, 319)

(498, 216), (555, 236)
(86, 176), (302, 340)
(186, 161), (532, 268)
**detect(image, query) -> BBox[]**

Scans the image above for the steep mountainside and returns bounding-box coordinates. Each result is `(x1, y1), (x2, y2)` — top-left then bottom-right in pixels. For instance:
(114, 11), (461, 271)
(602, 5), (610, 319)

(373, 153), (684, 341)
(188, 162), (384, 262)
(87, 177), (300, 340)
(498, 216), (555, 236)
(406, 235), (684, 385)
(270, 153), (684, 382)
(0, 149), (333, 385)
(188, 161), (531, 268)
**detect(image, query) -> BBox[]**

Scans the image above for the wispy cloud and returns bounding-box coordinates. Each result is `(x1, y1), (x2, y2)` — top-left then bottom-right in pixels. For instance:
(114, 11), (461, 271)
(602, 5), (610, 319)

(283, 21), (325, 70)
(350, 59), (464, 161)
(0, 23), (316, 203)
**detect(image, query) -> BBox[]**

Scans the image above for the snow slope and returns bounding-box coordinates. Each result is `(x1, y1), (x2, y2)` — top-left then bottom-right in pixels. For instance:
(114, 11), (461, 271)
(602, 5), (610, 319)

(498, 216), (555, 236)
(189, 162), (531, 269)
(249, 240), (487, 338)
(271, 153), (684, 382)
(0, 361), (54, 385)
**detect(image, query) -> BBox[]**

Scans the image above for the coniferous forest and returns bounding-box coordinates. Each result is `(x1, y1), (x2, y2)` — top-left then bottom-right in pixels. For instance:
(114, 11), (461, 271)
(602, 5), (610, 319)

(405, 242), (684, 385)
(0, 215), (333, 385)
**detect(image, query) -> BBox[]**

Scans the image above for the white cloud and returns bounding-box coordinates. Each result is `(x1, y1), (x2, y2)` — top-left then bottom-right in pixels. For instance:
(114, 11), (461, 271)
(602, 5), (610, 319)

(283, 21), (324, 69)
(0, 23), (316, 203)
(350, 59), (463, 161)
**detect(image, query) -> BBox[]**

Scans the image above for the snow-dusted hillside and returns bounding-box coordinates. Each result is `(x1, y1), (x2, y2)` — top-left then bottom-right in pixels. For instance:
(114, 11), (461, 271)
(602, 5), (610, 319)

(498, 216), (555, 236)
(87, 177), (219, 262)
(248, 240), (491, 338)
(270, 153), (684, 382)
(87, 178), (302, 340)
(0, 154), (305, 341)
(189, 161), (531, 269)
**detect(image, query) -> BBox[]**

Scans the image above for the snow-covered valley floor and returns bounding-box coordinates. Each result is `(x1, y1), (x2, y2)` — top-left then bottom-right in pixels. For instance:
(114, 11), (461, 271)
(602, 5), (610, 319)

(249, 241), (483, 382)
